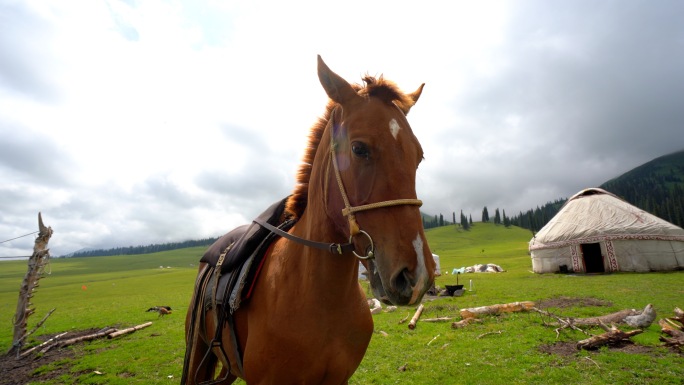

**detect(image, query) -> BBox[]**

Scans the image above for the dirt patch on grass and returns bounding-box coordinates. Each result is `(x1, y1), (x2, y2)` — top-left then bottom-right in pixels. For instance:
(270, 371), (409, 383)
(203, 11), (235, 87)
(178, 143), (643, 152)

(0, 329), (100, 385)
(539, 340), (655, 357)
(537, 296), (613, 309)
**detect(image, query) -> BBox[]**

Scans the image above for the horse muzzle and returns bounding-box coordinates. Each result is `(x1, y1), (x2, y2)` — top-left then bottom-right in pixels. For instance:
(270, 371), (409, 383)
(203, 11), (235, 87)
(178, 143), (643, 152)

(365, 255), (431, 306)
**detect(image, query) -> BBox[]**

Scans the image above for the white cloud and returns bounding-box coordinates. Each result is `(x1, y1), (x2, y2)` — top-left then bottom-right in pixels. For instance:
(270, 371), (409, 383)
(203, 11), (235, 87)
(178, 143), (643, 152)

(2, 0), (683, 256)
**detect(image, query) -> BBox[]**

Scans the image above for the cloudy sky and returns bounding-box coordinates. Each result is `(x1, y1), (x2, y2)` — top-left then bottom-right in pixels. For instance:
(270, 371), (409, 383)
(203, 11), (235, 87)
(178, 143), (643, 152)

(2, 0), (683, 257)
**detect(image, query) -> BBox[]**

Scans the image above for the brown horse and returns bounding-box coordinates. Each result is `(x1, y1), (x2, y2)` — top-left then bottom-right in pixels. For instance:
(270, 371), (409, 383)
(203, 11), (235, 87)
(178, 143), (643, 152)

(183, 56), (435, 384)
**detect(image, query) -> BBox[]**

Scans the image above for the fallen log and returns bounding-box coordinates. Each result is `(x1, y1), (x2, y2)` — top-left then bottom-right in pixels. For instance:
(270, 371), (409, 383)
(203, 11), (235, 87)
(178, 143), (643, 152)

(534, 305), (649, 329)
(460, 301), (535, 319)
(571, 308), (641, 326)
(423, 317), (456, 323)
(576, 323), (643, 350)
(42, 328), (117, 353)
(408, 304), (424, 330)
(108, 321), (152, 338)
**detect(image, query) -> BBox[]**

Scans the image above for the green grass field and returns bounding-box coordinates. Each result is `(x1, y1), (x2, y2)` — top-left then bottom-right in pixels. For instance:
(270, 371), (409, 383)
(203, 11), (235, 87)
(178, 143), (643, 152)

(1, 223), (682, 384)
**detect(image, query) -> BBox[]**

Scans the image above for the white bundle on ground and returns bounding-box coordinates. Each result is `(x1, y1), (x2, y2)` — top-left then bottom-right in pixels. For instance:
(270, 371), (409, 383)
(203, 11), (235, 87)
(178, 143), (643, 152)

(456, 264), (504, 273)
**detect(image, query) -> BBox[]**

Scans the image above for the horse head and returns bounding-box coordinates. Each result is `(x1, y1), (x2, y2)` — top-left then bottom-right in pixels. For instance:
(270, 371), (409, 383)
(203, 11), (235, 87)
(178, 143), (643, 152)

(316, 56), (435, 306)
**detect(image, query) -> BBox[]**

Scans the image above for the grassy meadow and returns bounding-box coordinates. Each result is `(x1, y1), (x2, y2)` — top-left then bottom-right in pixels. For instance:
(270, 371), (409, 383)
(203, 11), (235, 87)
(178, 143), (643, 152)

(1, 223), (683, 384)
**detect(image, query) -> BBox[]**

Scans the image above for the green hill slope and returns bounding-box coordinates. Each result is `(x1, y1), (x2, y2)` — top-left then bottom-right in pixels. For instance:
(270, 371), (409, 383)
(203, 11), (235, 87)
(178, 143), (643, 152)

(425, 222), (532, 275)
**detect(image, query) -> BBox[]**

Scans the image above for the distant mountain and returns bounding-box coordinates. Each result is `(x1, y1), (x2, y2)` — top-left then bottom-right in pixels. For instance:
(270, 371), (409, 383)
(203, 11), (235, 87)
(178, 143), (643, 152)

(61, 247), (96, 258)
(600, 149), (684, 227)
(65, 238), (218, 258)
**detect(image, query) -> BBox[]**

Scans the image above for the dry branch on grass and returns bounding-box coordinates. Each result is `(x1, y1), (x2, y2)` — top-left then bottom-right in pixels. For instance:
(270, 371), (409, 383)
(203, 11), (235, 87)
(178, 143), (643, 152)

(19, 332), (67, 358)
(533, 304), (654, 339)
(532, 307), (590, 337)
(408, 304), (425, 330)
(477, 330), (504, 339)
(659, 307), (684, 350)
(533, 304), (655, 349)
(576, 322), (643, 350)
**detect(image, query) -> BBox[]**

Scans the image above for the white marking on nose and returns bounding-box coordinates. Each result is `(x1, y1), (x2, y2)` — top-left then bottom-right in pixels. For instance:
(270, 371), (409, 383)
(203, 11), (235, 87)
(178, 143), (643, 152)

(389, 119), (401, 140)
(410, 234), (428, 304)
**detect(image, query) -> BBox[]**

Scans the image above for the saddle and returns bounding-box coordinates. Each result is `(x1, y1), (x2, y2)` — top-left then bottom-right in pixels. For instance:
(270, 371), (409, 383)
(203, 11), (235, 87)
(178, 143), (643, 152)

(200, 196), (295, 313)
(182, 197), (295, 381)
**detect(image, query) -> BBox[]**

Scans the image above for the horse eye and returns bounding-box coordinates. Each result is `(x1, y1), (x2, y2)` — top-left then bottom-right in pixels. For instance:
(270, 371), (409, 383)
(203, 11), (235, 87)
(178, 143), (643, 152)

(351, 142), (369, 159)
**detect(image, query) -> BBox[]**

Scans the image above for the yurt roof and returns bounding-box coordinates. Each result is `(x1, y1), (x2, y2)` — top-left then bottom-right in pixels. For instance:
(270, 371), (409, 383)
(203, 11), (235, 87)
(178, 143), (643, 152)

(530, 188), (684, 246)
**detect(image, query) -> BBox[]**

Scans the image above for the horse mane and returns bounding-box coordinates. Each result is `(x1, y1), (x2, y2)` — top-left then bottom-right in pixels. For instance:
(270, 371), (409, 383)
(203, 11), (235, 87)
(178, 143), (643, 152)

(284, 75), (416, 220)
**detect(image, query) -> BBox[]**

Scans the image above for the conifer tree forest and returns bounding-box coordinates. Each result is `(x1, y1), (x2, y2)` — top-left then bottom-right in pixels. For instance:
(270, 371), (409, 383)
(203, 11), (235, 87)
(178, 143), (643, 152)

(431, 150), (684, 234)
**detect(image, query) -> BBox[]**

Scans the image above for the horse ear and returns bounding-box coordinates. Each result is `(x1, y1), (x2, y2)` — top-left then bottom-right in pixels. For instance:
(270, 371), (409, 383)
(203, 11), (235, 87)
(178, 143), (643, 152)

(398, 83), (424, 115)
(317, 55), (363, 106)
(408, 83), (425, 105)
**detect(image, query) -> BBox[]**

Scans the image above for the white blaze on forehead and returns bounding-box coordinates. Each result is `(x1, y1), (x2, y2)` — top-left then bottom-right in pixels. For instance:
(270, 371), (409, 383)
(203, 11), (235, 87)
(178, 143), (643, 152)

(410, 233), (429, 304)
(389, 118), (401, 139)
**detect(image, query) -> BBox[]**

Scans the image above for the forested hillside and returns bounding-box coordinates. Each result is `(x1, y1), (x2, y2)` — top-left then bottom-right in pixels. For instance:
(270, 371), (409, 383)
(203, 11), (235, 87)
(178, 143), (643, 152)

(600, 150), (684, 227)
(68, 238), (218, 257)
(510, 149), (684, 232)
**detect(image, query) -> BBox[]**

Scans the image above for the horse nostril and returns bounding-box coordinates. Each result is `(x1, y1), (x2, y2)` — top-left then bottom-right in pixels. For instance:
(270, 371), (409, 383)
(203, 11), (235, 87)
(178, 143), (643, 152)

(391, 268), (414, 300)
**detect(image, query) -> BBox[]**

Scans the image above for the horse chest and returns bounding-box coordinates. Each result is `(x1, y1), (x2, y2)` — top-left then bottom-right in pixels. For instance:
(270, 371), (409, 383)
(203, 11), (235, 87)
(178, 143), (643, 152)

(241, 281), (373, 383)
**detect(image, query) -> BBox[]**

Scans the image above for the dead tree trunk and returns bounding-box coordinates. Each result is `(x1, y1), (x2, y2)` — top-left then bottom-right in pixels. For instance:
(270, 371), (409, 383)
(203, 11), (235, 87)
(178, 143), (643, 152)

(7, 213), (53, 356)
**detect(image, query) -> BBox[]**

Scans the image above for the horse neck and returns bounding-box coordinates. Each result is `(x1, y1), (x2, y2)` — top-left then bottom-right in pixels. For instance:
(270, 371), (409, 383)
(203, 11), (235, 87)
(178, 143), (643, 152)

(285, 204), (360, 291)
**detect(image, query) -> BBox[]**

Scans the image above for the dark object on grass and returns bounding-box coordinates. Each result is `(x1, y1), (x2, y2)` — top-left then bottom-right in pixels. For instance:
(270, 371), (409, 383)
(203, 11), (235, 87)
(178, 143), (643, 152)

(147, 306), (172, 317)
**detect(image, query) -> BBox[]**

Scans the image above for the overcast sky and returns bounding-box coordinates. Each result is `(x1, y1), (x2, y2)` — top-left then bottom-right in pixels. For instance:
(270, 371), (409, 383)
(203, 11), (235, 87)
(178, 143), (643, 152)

(2, 0), (683, 257)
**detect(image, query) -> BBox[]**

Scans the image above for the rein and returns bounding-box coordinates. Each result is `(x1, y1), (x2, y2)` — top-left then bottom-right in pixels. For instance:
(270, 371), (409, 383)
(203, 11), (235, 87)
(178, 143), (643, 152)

(253, 218), (356, 255)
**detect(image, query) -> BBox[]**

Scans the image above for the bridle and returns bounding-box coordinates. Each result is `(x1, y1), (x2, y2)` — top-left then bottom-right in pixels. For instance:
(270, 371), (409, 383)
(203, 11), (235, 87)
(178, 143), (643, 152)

(256, 107), (422, 260)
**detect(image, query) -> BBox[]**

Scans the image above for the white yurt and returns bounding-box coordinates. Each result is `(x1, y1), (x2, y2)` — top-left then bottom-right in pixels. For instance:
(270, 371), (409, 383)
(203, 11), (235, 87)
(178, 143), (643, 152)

(529, 188), (684, 273)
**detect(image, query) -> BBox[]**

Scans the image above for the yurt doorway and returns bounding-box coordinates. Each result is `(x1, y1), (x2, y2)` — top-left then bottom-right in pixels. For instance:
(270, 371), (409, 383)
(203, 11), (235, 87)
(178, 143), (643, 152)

(581, 243), (605, 273)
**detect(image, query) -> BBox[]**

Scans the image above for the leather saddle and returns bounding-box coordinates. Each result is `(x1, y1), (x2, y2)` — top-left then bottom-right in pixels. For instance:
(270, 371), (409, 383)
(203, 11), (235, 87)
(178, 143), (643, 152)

(199, 197), (294, 312)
